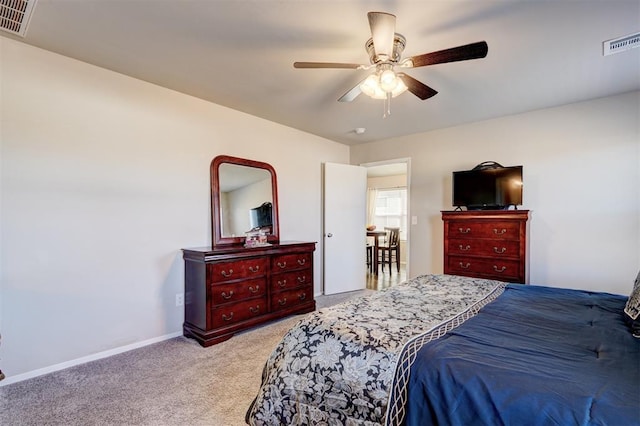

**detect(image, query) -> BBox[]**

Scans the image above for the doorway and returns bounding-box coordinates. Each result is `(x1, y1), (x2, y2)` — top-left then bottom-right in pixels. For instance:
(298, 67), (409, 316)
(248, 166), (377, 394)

(362, 159), (410, 290)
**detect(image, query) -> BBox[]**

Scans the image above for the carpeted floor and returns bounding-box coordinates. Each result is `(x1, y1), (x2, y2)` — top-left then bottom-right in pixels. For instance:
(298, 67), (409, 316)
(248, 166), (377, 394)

(0, 289), (372, 426)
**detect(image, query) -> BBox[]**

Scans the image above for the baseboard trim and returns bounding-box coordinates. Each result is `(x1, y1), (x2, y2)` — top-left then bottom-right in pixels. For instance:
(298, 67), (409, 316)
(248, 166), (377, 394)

(0, 331), (183, 387)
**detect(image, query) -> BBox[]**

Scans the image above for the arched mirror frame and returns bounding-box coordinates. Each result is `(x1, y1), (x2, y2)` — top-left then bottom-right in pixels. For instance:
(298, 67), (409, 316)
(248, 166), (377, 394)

(211, 155), (280, 248)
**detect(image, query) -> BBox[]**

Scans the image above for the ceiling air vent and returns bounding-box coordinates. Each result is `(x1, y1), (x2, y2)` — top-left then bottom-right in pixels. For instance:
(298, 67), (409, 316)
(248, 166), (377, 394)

(603, 31), (640, 56)
(0, 0), (37, 37)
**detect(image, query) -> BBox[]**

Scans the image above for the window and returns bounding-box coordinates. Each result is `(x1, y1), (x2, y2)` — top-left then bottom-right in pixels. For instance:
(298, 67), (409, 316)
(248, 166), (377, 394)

(373, 188), (407, 240)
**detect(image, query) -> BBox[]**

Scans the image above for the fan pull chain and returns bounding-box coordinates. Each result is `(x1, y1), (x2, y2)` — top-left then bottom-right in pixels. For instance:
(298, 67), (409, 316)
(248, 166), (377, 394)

(383, 92), (392, 118)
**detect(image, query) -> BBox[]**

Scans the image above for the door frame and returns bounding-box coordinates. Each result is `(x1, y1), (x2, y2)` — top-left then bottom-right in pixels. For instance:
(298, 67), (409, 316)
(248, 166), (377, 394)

(360, 157), (411, 278)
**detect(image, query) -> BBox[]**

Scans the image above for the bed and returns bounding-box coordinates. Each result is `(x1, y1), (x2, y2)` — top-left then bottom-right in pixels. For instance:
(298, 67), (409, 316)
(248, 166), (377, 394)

(246, 274), (640, 425)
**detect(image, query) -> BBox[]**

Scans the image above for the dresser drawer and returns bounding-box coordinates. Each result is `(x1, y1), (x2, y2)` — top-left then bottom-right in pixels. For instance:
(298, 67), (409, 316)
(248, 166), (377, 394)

(272, 252), (312, 272)
(271, 286), (313, 312)
(448, 238), (521, 258)
(183, 242), (316, 347)
(271, 269), (312, 292)
(211, 297), (266, 328)
(447, 256), (521, 281)
(208, 257), (268, 283)
(447, 221), (521, 240)
(210, 278), (266, 305)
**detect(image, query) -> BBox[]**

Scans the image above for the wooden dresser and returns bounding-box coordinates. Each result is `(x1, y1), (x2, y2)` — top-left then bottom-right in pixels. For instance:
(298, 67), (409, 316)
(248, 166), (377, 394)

(442, 210), (529, 283)
(182, 241), (315, 346)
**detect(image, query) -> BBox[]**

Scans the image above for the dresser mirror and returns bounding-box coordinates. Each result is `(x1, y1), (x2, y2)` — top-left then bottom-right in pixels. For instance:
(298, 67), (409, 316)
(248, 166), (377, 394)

(211, 155), (280, 247)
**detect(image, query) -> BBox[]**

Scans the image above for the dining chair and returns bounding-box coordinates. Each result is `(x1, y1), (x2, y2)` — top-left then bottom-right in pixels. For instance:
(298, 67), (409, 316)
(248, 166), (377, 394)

(378, 227), (400, 273)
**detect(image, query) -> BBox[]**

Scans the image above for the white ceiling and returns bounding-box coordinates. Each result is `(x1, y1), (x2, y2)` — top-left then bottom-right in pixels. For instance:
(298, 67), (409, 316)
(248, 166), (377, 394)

(4, 0), (639, 146)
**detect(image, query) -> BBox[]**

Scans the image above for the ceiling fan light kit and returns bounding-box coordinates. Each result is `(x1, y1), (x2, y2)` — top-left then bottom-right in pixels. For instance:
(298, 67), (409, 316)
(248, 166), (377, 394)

(360, 68), (408, 99)
(293, 11), (489, 118)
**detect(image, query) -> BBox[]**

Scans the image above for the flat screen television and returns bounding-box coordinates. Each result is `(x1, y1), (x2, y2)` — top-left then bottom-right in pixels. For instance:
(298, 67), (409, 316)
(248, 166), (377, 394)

(249, 202), (273, 229)
(452, 165), (523, 210)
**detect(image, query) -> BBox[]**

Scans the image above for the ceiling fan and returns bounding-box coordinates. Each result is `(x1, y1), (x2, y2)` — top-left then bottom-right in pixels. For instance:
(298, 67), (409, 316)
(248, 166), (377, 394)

(294, 12), (488, 116)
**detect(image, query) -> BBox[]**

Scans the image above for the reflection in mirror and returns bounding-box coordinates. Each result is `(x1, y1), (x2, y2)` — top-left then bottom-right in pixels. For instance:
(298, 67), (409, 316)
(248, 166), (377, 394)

(211, 155), (279, 248)
(218, 163), (272, 237)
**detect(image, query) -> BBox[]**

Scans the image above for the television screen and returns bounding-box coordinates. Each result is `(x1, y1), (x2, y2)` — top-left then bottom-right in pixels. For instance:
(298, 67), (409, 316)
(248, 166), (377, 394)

(452, 166), (523, 209)
(249, 202), (273, 229)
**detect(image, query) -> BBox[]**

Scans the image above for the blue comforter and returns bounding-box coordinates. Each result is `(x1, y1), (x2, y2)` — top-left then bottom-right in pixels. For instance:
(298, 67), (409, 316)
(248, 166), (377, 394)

(403, 284), (640, 425)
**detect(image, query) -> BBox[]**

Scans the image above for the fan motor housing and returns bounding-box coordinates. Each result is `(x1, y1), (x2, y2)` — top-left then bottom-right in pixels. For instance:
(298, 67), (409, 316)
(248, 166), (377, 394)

(366, 33), (406, 64)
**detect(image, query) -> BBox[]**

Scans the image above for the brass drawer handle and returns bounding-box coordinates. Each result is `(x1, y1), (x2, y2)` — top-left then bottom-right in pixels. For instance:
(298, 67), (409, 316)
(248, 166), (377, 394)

(297, 276), (306, 283)
(248, 285), (260, 293)
(493, 228), (507, 235)
(277, 280), (287, 288)
(458, 227), (471, 234)
(493, 265), (507, 273)
(221, 291), (234, 300)
(493, 247), (507, 254)
(278, 298), (287, 306)
(459, 262), (471, 269)
(221, 269), (233, 278)
(277, 261), (287, 269)
(459, 244), (471, 251)
(298, 293), (306, 301)
(249, 305), (260, 314)
(222, 312), (234, 322)
(297, 259), (306, 266)
(249, 265), (260, 273)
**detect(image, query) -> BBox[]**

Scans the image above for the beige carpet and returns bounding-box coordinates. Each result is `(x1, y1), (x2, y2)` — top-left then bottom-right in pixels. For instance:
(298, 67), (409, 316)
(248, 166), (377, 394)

(0, 290), (372, 426)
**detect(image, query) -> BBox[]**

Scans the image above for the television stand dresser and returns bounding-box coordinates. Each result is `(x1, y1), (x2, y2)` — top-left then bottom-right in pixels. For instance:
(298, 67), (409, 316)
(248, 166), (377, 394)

(183, 242), (315, 347)
(442, 210), (529, 283)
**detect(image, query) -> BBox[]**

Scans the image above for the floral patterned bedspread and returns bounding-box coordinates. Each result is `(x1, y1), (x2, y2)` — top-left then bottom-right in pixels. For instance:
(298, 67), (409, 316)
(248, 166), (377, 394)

(246, 274), (505, 426)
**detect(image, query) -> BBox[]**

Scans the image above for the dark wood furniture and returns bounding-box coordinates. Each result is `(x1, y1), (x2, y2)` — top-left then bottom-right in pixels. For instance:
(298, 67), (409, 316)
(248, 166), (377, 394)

(442, 210), (529, 283)
(183, 242), (316, 346)
(379, 227), (400, 274)
(182, 155), (316, 346)
(210, 155), (279, 247)
(366, 230), (386, 274)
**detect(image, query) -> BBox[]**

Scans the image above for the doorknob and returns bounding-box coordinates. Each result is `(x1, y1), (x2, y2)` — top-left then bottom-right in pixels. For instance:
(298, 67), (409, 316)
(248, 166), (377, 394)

(327, 233), (333, 238)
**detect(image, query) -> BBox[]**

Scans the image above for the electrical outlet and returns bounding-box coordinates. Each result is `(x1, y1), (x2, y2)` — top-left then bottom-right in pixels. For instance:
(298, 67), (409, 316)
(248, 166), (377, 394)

(175, 293), (184, 307)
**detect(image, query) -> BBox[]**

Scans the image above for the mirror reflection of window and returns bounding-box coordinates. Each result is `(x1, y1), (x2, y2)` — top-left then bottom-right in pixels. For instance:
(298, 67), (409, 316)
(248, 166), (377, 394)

(218, 164), (272, 237)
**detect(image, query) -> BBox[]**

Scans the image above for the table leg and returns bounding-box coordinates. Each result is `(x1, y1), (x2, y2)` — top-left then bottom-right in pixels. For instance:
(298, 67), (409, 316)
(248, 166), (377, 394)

(373, 235), (380, 275)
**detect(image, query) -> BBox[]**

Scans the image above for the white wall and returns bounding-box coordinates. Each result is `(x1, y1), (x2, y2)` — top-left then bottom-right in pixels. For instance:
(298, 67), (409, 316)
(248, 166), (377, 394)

(352, 91), (640, 296)
(367, 174), (407, 189)
(0, 38), (348, 382)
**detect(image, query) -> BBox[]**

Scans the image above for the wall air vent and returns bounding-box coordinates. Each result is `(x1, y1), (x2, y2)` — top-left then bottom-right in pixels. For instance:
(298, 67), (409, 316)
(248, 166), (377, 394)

(603, 31), (640, 56)
(0, 0), (37, 37)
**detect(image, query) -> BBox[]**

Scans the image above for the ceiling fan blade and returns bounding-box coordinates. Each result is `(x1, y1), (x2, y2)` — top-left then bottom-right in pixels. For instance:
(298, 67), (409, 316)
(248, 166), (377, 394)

(294, 62), (362, 69)
(398, 73), (438, 100)
(368, 11), (396, 60)
(408, 41), (488, 68)
(338, 80), (364, 102)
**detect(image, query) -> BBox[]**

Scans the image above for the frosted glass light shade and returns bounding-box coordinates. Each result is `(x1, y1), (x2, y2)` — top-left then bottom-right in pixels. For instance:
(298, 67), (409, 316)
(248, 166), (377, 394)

(359, 71), (408, 99)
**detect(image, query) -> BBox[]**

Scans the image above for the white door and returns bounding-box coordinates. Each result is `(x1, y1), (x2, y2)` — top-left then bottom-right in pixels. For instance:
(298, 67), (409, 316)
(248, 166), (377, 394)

(323, 162), (367, 295)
